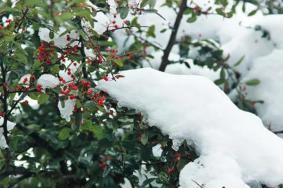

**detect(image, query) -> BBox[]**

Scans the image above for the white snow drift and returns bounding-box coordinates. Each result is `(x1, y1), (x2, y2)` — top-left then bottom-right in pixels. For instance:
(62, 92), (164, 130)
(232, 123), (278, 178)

(97, 68), (283, 188)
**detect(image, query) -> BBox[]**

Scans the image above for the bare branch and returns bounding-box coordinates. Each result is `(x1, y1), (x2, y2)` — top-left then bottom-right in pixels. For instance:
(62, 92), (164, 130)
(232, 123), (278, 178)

(159, 0), (187, 72)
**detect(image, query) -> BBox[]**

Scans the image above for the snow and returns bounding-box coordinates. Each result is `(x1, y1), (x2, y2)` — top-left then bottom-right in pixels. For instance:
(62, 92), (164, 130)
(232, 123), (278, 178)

(0, 117), (16, 148)
(246, 15), (283, 48)
(242, 50), (283, 134)
(93, 12), (111, 35)
(58, 99), (76, 122)
(97, 68), (283, 187)
(37, 74), (59, 90)
(113, 2), (283, 138)
(165, 62), (220, 82)
(222, 28), (274, 74)
(38, 27), (79, 48)
(180, 153), (249, 188)
(107, 0), (118, 15)
(152, 144), (162, 158)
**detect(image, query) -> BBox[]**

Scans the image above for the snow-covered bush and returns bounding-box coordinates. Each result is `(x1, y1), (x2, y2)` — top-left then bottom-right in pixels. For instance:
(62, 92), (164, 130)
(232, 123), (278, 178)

(1, 0), (283, 187)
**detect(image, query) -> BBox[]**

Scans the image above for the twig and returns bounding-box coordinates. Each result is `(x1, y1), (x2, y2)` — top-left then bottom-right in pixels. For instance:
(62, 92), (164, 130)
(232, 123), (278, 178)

(192, 179), (204, 188)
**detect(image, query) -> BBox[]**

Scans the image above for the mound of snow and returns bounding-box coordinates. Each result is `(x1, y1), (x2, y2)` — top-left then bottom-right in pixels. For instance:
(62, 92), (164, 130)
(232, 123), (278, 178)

(97, 68), (283, 188)
(37, 74), (60, 90)
(165, 62), (220, 81)
(242, 49), (283, 134)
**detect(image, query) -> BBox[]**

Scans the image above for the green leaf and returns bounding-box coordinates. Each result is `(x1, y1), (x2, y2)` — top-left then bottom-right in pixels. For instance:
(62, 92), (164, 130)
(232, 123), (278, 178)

(58, 127), (71, 140)
(220, 68), (226, 80)
(216, 0), (228, 6)
(248, 9), (258, 16)
(214, 79), (225, 85)
(119, 7), (129, 19)
(51, 64), (60, 74)
(81, 120), (105, 140)
(233, 56), (245, 67)
(38, 93), (49, 104)
(114, 59), (124, 67)
(245, 79), (260, 86)
(148, 0), (156, 8)
(49, 31), (54, 39)
(140, 0), (149, 8)
(184, 8), (193, 15)
(187, 14), (197, 23)
(32, 60), (42, 70)
(140, 133), (148, 145)
(216, 8), (225, 16)
(0, 150), (5, 170)
(147, 25), (156, 38)
(160, 28), (167, 33)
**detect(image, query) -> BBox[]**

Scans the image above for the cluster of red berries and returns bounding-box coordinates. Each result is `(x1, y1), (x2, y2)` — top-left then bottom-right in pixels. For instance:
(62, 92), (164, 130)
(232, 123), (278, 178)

(59, 82), (78, 100)
(109, 16), (130, 32)
(14, 75), (36, 93)
(167, 152), (182, 176)
(106, 48), (120, 62)
(58, 78), (106, 107)
(59, 45), (78, 63)
(37, 42), (55, 65)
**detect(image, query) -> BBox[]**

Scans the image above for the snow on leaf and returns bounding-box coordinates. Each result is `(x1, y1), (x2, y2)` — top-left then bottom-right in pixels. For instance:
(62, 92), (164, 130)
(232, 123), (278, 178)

(37, 74), (60, 90)
(58, 99), (75, 122)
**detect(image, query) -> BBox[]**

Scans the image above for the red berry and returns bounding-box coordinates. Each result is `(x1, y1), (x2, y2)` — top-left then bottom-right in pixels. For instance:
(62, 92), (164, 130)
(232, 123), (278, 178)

(174, 153), (181, 162)
(66, 34), (71, 41)
(23, 77), (28, 84)
(68, 82), (78, 90)
(60, 88), (70, 95)
(73, 105), (78, 113)
(167, 167), (175, 176)
(99, 161), (107, 170)
(46, 59), (51, 65)
(123, 20), (129, 25)
(86, 89), (93, 95)
(97, 96), (106, 106)
(98, 54), (103, 64)
(69, 95), (76, 100)
(5, 19), (12, 24)
(103, 75), (109, 81)
(36, 84), (42, 93)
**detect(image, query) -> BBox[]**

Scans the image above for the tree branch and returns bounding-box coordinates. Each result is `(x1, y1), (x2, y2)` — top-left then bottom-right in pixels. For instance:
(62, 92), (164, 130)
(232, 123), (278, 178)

(159, 0), (187, 72)
(0, 56), (9, 144)
(79, 36), (88, 79)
